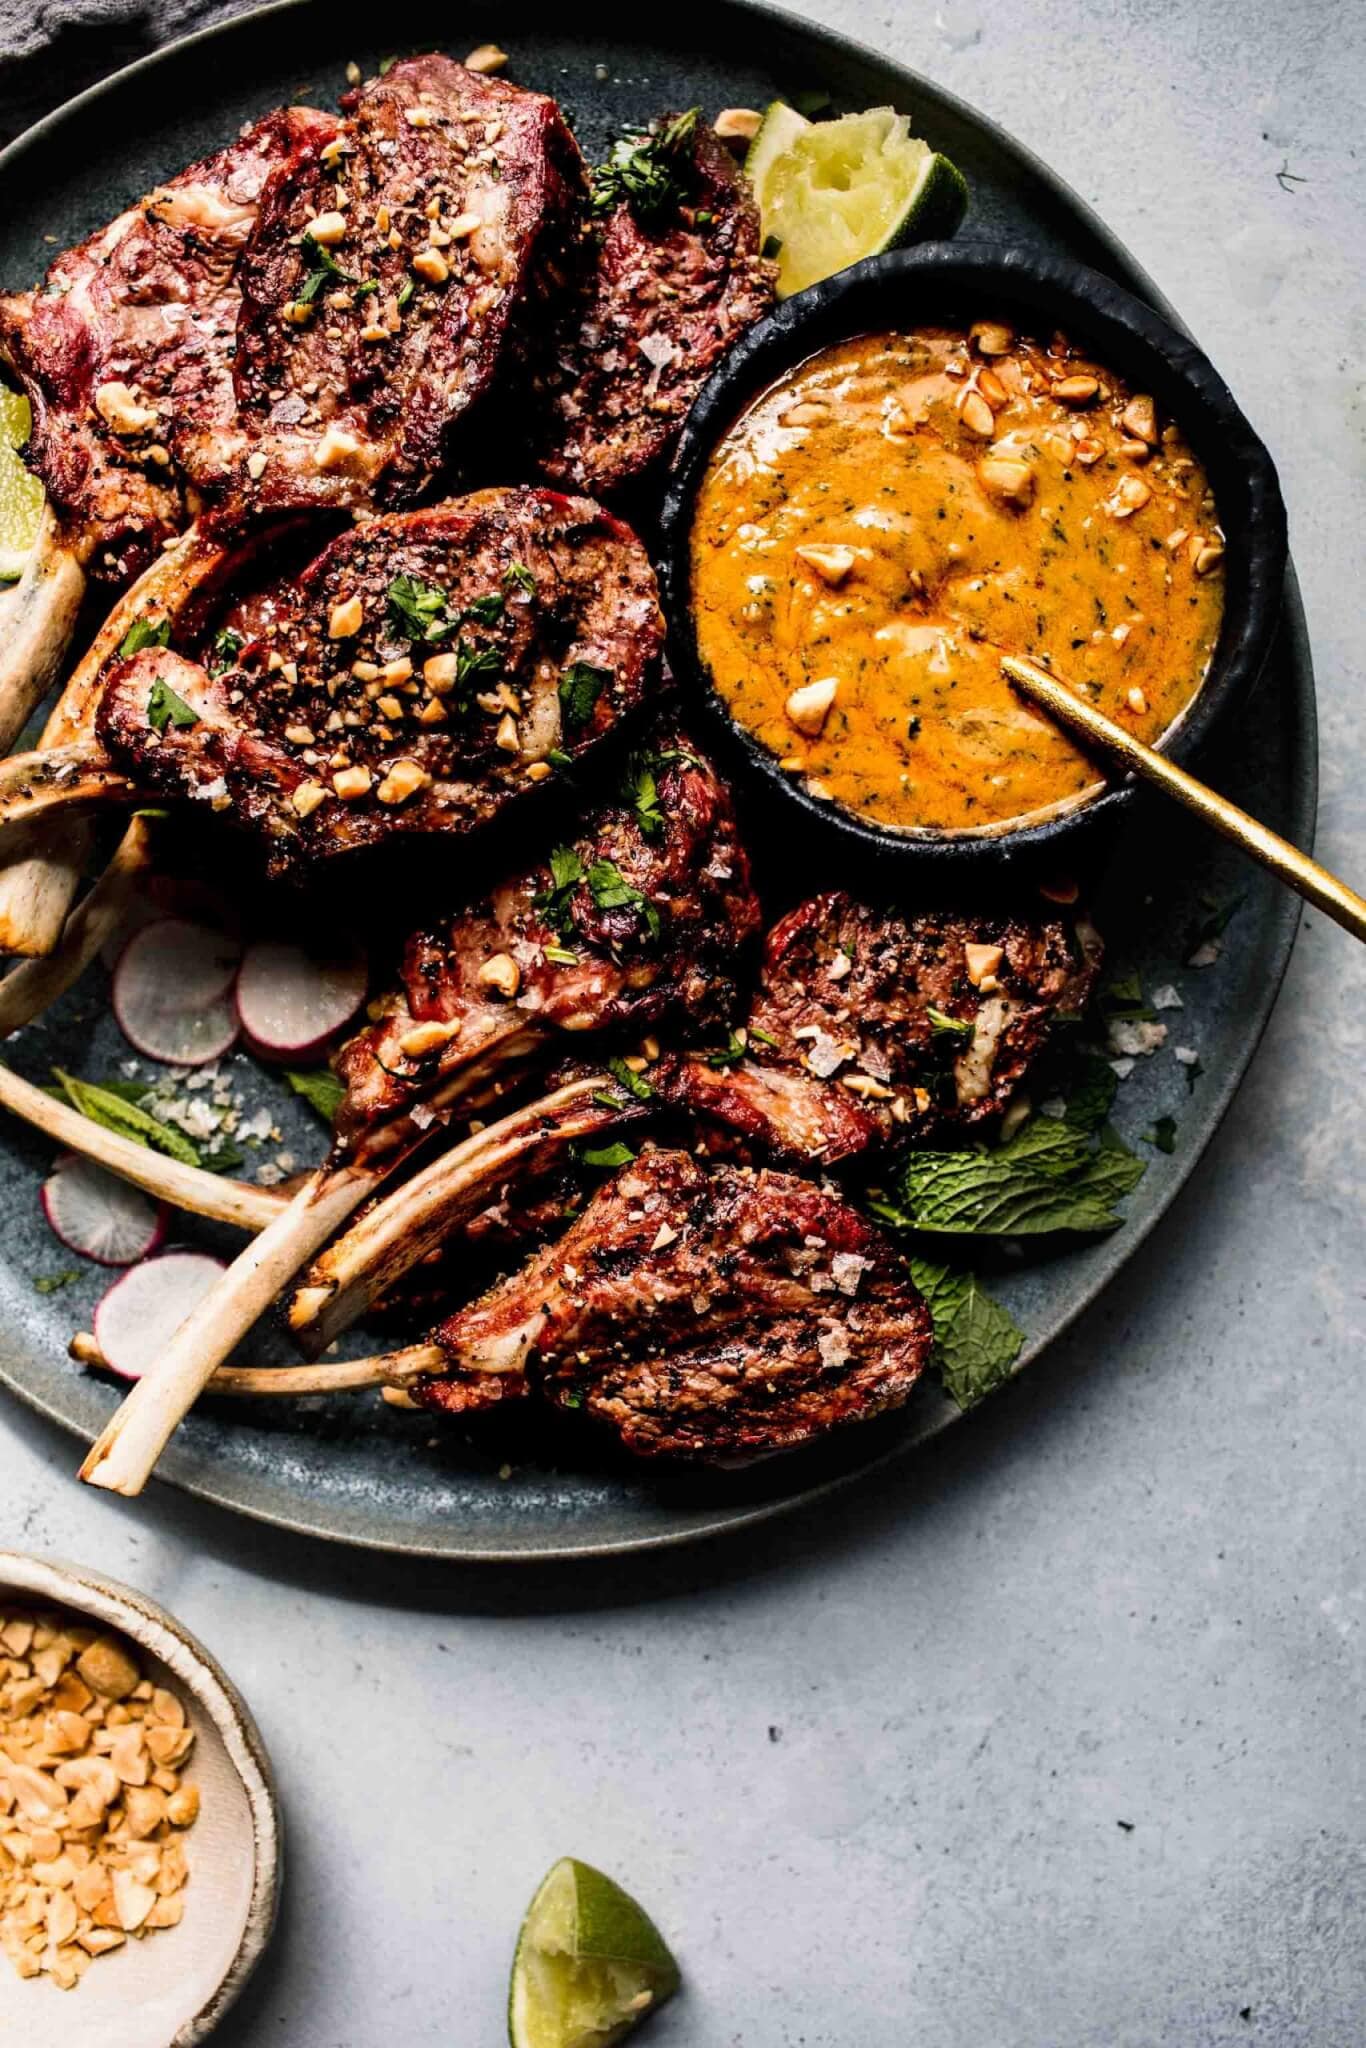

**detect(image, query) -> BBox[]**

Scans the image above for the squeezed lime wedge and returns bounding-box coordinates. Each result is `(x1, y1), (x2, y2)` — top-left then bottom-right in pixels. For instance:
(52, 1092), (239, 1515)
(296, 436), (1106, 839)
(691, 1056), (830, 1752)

(509, 1858), (680, 2048)
(0, 386), (43, 584)
(747, 102), (968, 298)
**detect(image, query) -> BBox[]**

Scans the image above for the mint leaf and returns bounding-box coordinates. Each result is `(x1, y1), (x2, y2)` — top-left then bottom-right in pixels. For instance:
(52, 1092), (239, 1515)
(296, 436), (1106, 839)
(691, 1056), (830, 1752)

(284, 1067), (345, 1123)
(146, 678), (199, 735)
(558, 661), (610, 732)
(885, 1114), (1143, 1235)
(51, 1069), (201, 1167)
(1099, 968), (1155, 1022)
(1063, 1054), (1118, 1132)
(118, 617), (171, 659)
(908, 1256), (1024, 1409)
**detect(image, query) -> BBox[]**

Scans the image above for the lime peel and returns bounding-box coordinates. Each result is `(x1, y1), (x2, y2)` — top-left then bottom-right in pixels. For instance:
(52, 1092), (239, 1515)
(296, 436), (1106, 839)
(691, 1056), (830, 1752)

(510, 1857), (680, 2048)
(746, 102), (968, 298)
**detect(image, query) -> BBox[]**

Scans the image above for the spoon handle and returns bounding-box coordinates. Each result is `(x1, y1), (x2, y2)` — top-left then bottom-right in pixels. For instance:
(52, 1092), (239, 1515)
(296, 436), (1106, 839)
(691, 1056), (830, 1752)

(1002, 653), (1366, 945)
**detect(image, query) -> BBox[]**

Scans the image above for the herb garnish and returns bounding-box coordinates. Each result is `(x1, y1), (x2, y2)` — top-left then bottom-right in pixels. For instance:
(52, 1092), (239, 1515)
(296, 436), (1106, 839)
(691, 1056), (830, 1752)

(285, 1067), (345, 1123)
(926, 1005), (974, 1043)
(387, 574), (453, 642)
(586, 860), (661, 939)
(558, 662), (611, 733)
(465, 592), (505, 626)
(870, 1108), (1146, 1238)
(575, 1139), (638, 1171)
(705, 1030), (748, 1070)
(621, 755), (664, 839)
(146, 678), (199, 735)
(590, 109), (700, 224)
(1144, 1116), (1177, 1154)
(535, 845), (586, 935)
(606, 1056), (655, 1103)
(503, 562), (536, 594)
(297, 235), (355, 306)
(118, 617), (171, 659)
(207, 627), (243, 677)
(49, 1070), (201, 1169)
(34, 1270), (81, 1296)
(908, 1257), (1024, 1410)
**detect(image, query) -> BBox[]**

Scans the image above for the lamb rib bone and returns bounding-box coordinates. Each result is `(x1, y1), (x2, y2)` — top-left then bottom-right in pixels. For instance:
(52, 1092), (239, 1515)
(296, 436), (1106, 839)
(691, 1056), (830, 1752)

(0, 1061), (286, 1232)
(68, 1329), (443, 1400)
(0, 506), (87, 757)
(0, 812), (155, 1039)
(0, 517), (304, 954)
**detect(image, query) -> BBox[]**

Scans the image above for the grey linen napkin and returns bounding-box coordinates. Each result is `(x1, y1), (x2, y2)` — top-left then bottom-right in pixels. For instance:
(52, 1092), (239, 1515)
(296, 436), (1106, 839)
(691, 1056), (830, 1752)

(0, 0), (253, 148)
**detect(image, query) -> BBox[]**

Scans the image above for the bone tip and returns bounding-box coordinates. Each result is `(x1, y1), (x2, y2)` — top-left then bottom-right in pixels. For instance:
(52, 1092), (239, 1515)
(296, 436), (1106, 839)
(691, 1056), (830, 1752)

(287, 1285), (332, 1330)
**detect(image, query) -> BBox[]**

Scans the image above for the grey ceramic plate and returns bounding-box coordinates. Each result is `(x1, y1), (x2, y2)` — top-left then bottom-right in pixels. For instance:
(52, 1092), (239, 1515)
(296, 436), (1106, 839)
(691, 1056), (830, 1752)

(0, 0), (1314, 1559)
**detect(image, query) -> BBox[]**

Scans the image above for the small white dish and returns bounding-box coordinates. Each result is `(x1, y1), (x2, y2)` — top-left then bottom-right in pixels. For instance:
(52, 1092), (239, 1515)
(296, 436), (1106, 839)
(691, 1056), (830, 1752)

(0, 1551), (280, 2046)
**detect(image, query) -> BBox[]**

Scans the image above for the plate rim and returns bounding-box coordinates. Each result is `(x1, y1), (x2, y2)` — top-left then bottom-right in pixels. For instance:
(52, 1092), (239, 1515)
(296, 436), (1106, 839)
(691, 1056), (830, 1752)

(0, 0), (1317, 1561)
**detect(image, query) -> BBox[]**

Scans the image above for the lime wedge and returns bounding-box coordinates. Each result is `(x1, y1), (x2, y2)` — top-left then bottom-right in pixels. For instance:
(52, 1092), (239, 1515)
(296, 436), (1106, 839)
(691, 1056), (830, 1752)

(0, 387), (43, 584)
(746, 102), (968, 298)
(509, 1858), (680, 2048)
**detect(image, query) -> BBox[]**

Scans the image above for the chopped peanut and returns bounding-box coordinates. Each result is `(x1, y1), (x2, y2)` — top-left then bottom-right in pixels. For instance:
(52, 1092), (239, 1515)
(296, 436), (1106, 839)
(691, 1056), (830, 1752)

(464, 42), (508, 72)
(477, 953), (521, 999)
(713, 108), (762, 141)
(328, 595), (364, 639)
(332, 766), (373, 801)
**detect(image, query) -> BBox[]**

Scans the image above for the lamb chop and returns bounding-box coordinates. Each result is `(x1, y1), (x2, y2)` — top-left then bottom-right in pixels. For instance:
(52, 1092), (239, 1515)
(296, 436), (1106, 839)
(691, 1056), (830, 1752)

(0, 107), (338, 589)
(528, 111), (775, 495)
(228, 1148), (934, 1464)
(179, 56), (585, 513)
(0, 488), (664, 877)
(286, 885), (1101, 1353)
(657, 891), (1103, 1165)
(77, 732), (759, 1495)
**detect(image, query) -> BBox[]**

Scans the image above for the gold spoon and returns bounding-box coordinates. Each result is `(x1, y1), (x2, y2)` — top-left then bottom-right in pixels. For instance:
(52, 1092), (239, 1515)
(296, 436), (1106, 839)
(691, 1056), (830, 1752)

(1002, 653), (1366, 945)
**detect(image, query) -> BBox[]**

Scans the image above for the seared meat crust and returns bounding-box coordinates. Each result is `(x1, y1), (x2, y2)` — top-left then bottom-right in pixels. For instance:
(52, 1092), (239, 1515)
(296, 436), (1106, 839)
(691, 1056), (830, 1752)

(413, 1146), (933, 1463)
(335, 732), (760, 1146)
(96, 487), (663, 872)
(0, 109), (337, 582)
(182, 57), (585, 512)
(531, 116), (774, 494)
(658, 891), (1102, 1162)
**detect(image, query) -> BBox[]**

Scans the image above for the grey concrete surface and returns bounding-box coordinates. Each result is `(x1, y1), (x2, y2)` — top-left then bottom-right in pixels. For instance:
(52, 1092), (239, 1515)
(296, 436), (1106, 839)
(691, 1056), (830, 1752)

(1, 0), (1364, 2041)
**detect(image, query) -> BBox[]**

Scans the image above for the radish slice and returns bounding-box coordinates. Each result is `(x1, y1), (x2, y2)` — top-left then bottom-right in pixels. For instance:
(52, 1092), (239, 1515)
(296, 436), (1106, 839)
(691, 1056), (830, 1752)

(91, 1251), (227, 1381)
(42, 1153), (167, 1267)
(114, 918), (242, 1065)
(236, 937), (368, 1061)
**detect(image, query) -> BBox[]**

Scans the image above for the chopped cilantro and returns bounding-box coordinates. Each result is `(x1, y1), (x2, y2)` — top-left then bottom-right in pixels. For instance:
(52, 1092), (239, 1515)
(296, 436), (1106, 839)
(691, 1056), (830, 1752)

(207, 626), (243, 677)
(387, 574), (450, 641)
(146, 678), (199, 735)
(586, 860), (661, 939)
(705, 1030), (747, 1070)
(397, 277), (415, 311)
(464, 592), (505, 626)
(503, 561), (536, 594)
(558, 661), (611, 732)
(454, 640), (502, 695)
(748, 1024), (780, 1049)
(575, 1139), (638, 1171)
(535, 844), (585, 935)
(118, 617), (171, 659)
(606, 1055), (655, 1102)
(926, 1005), (974, 1043)
(621, 754), (663, 838)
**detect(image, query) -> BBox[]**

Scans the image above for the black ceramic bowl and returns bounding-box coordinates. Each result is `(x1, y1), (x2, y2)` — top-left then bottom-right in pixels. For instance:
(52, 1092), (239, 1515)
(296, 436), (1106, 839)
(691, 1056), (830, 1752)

(658, 242), (1288, 881)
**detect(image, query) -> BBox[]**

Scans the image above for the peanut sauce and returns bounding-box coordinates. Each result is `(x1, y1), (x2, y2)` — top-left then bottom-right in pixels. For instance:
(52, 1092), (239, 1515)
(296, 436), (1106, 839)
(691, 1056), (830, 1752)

(690, 325), (1225, 835)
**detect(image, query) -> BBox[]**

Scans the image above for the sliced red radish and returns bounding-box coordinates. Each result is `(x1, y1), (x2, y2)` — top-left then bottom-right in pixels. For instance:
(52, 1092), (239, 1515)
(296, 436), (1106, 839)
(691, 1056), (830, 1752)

(113, 917), (242, 1065)
(236, 936), (368, 1061)
(42, 1152), (167, 1267)
(91, 1251), (227, 1381)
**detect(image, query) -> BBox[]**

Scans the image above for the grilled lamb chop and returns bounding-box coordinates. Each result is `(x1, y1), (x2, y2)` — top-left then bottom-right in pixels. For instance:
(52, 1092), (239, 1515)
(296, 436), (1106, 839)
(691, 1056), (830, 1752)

(403, 1146), (933, 1461)
(657, 892), (1102, 1165)
(0, 108), (338, 586)
(530, 112), (774, 495)
(79, 733), (757, 1495)
(333, 730), (760, 1157)
(180, 57), (585, 513)
(0, 488), (663, 874)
